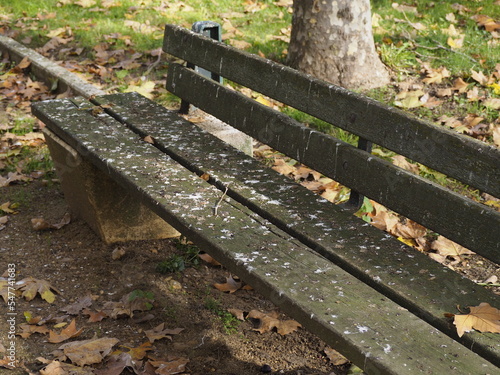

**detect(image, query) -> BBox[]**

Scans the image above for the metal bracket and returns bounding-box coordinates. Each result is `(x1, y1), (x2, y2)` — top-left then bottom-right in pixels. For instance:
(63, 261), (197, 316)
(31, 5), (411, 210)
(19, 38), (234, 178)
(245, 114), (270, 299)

(339, 137), (372, 212)
(179, 21), (222, 114)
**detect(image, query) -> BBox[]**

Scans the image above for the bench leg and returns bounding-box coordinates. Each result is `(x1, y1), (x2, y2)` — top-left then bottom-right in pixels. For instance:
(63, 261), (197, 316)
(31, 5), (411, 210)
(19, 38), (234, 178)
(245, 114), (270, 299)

(43, 128), (180, 244)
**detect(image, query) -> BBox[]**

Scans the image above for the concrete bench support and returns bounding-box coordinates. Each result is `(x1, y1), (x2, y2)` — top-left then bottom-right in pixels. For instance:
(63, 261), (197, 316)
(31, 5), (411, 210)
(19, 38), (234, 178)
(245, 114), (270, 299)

(43, 128), (180, 244)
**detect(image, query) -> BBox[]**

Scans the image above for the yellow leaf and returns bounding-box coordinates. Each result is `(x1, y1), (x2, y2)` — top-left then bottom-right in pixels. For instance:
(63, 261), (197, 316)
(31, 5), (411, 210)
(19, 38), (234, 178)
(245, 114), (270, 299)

(447, 36), (464, 49)
(41, 289), (56, 303)
(124, 81), (156, 99)
(46, 27), (67, 38)
(453, 303), (500, 337)
(255, 96), (272, 107)
(488, 83), (500, 95)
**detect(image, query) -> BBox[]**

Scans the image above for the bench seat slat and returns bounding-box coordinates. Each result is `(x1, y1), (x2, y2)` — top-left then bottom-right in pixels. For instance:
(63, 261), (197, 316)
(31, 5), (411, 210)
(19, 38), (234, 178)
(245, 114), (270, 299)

(166, 65), (500, 262)
(163, 24), (500, 198)
(91, 92), (500, 366)
(32, 96), (499, 374)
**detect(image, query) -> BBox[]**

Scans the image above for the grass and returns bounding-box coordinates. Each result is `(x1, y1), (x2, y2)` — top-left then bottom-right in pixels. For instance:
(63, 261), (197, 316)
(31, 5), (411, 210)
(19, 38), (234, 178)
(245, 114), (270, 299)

(1, 0), (498, 197)
(204, 296), (240, 334)
(156, 238), (200, 274)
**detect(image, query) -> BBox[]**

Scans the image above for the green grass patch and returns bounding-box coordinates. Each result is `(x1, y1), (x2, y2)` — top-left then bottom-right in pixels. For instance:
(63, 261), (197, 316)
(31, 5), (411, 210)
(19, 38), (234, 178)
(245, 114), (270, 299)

(204, 296), (240, 334)
(156, 238), (200, 274)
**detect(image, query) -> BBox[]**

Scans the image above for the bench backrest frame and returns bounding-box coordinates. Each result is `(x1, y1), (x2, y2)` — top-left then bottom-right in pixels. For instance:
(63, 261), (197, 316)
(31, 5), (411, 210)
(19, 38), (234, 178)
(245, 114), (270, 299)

(163, 24), (500, 263)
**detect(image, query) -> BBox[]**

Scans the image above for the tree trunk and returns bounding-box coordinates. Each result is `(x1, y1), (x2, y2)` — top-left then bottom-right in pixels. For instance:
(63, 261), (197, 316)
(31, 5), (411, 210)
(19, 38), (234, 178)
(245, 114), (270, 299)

(288, 0), (390, 90)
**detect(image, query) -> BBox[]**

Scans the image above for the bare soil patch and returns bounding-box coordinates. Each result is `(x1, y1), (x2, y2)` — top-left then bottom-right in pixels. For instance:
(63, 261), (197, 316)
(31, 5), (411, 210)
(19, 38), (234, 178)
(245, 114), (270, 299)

(1, 181), (345, 375)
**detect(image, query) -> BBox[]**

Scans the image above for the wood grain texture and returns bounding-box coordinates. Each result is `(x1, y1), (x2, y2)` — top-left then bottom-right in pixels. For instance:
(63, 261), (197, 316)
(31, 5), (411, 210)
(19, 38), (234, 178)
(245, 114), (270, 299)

(32, 96), (499, 374)
(166, 65), (500, 262)
(163, 24), (500, 198)
(91, 92), (499, 366)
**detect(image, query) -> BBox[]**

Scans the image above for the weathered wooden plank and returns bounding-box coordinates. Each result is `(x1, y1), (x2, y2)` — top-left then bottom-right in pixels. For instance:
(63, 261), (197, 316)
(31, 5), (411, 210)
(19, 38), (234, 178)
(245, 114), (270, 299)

(32, 97), (499, 374)
(165, 65), (500, 262)
(91, 92), (500, 366)
(163, 24), (500, 198)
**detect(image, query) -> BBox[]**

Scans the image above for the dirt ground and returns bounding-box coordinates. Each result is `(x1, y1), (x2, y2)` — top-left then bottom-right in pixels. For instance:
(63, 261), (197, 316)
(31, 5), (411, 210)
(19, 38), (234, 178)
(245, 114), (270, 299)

(1, 180), (348, 375)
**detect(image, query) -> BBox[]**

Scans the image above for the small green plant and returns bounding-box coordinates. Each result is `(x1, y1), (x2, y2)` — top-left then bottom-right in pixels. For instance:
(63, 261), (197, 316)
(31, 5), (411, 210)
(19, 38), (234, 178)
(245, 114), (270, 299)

(128, 289), (155, 310)
(204, 297), (240, 334)
(156, 237), (200, 274)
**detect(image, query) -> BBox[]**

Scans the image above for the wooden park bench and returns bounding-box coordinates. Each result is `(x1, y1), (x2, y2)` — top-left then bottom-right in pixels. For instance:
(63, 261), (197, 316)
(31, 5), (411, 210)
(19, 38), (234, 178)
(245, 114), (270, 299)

(32, 23), (499, 374)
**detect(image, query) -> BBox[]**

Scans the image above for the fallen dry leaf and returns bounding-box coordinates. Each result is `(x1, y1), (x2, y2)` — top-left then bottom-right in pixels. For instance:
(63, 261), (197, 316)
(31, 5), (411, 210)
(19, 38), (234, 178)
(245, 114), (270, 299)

(392, 155), (419, 174)
(117, 341), (153, 361)
(198, 253), (222, 266)
(149, 356), (189, 375)
(61, 295), (93, 315)
(453, 303), (500, 337)
(40, 360), (95, 375)
(247, 309), (301, 335)
(16, 277), (60, 303)
(431, 235), (474, 261)
(31, 212), (71, 231)
(48, 319), (83, 343)
(58, 336), (119, 367)
(228, 308), (246, 321)
(324, 347), (349, 366)
(145, 323), (184, 343)
(17, 323), (50, 339)
(214, 275), (242, 293)
(82, 308), (108, 323)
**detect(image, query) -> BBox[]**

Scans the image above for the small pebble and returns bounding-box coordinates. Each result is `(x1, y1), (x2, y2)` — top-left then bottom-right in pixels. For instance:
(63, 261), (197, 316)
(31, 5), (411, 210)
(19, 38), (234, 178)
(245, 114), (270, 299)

(261, 364), (272, 373)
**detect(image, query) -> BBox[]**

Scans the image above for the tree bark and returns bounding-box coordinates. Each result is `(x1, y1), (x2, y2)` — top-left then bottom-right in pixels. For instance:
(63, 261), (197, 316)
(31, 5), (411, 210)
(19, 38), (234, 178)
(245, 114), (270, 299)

(288, 0), (390, 90)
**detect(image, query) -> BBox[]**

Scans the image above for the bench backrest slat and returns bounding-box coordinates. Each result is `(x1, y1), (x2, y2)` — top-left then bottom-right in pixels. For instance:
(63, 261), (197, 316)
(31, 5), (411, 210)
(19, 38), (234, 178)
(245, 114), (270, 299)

(167, 64), (500, 261)
(163, 24), (500, 198)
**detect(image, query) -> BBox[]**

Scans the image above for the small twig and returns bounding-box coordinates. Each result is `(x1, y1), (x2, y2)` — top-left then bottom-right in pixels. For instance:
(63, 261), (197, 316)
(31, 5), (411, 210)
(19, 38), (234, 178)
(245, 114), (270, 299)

(213, 183), (231, 216)
(144, 50), (163, 76)
(194, 334), (206, 349)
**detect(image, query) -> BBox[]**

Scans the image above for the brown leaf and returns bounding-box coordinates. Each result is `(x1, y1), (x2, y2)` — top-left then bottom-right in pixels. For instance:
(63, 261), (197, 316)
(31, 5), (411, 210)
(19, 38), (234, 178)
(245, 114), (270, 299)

(431, 236), (474, 260)
(392, 220), (427, 239)
(61, 295), (93, 315)
(0, 172), (31, 187)
(272, 159), (296, 175)
(82, 308), (108, 322)
(143, 135), (155, 144)
(228, 308), (246, 321)
(149, 356), (189, 375)
(17, 323), (50, 339)
(214, 275), (242, 293)
(392, 155), (419, 174)
(198, 253), (221, 266)
(472, 15), (500, 33)
(31, 212), (71, 231)
(48, 319), (83, 343)
(145, 323), (184, 343)
(453, 303), (500, 337)
(247, 309), (301, 335)
(324, 347), (349, 366)
(16, 277), (59, 303)
(119, 342), (153, 360)
(58, 336), (119, 366)
(452, 77), (469, 93)
(470, 69), (489, 85)
(40, 360), (95, 375)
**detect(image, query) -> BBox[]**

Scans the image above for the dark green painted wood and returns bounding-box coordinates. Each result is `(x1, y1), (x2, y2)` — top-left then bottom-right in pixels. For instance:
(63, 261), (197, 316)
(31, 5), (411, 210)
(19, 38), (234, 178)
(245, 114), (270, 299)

(91, 92), (500, 366)
(32, 97), (499, 374)
(163, 24), (500, 198)
(165, 64), (500, 262)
